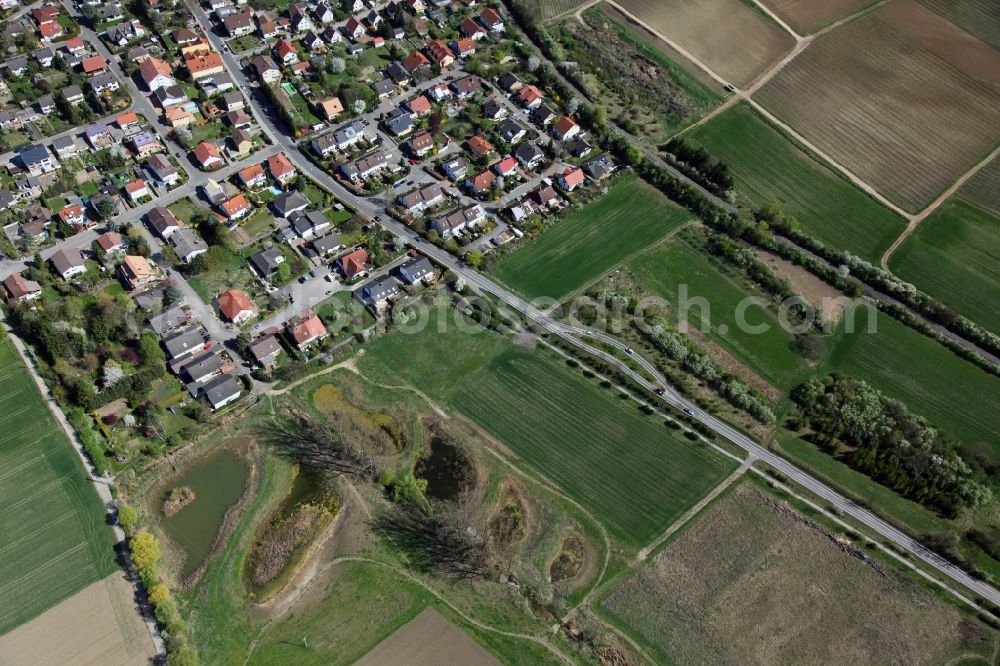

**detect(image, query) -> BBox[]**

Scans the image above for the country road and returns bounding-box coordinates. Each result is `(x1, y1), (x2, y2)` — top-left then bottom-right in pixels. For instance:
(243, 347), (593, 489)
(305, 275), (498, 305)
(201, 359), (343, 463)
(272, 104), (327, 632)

(179, 0), (1000, 608)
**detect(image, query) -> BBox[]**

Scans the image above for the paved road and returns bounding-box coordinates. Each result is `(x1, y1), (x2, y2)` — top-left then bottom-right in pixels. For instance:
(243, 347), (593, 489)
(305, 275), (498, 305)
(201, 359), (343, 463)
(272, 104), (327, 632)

(177, 1), (1000, 606)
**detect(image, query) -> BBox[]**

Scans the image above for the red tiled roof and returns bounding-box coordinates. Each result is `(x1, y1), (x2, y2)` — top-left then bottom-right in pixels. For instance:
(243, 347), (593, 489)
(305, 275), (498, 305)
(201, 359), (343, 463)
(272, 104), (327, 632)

(218, 289), (256, 321)
(338, 248), (368, 279)
(288, 312), (326, 344)
(81, 56), (107, 73)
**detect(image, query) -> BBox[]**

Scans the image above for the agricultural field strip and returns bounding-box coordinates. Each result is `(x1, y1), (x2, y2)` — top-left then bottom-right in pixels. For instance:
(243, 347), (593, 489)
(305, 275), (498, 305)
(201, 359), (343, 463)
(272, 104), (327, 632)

(600, 0), (916, 221)
(745, 0), (804, 40)
(881, 147), (1000, 270)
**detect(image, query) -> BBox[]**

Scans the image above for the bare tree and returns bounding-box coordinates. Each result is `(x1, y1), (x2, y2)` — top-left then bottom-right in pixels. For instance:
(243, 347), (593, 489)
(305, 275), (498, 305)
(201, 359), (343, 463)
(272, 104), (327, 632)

(259, 410), (376, 478)
(374, 498), (491, 580)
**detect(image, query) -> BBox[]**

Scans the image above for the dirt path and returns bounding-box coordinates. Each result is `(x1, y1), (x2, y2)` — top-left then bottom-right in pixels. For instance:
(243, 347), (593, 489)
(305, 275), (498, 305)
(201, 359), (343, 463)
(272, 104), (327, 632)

(242, 556), (575, 666)
(637, 460), (751, 561)
(880, 146), (1000, 270)
(746, 0), (804, 41)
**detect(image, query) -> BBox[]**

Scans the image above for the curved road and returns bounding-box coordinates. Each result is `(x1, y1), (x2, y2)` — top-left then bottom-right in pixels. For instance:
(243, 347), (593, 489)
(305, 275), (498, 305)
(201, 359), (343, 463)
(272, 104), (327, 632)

(132, 0), (1000, 609)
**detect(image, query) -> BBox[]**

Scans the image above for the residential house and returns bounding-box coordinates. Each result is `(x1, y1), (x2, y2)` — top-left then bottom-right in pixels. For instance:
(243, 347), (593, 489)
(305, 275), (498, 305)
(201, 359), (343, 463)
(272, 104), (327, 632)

(201, 373), (241, 410)
(180, 351), (223, 385)
(267, 152), (296, 184)
(170, 229), (208, 264)
(125, 179), (151, 203)
(61, 84), (84, 105)
(217, 289), (258, 324)
(272, 191), (309, 218)
(286, 311), (326, 350)
(359, 274), (399, 308)
(287, 209), (330, 240)
(249, 246), (285, 277)
(532, 103), (556, 126)
(288, 3), (314, 32)
(517, 84), (544, 109)
(16, 144), (55, 176)
(239, 163), (267, 189)
(480, 7), (504, 32)
(514, 141), (544, 169)
(371, 77), (394, 99)
(450, 74), (479, 99)
(274, 39), (298, 64)
(131, 132), (162, 158)
(194, 141), (224, 169)
(81, 55), (108, 75)
(119, 255), (159, 290)
(139, 57), (175, 90)
(383, 107), (413, 137)
(426, 39), (454, 68)
(221, 193), (252, 220)
(492, 155), (518, 177)
(51, 135), (80, 161)
(223, 11), (255, 36)
(89, 72), (119, 94)
(226, 109), (253, 129)
(428, 82), (452, 102)
(84, 124), (114, 149)
(432, 204), (486, 238)
(107, 19), (144, 46)
(165, 106), (195, 128)
(557, 167), (585, 192)
(465, 169), (496, 195)
(465, 135), (494, 160)
(440, 156), (469, 181)
(308, 232), (342, 257)
(406, 94), (431, 117)
(583, 154), (615, 181)
(497, 119), (527, 144)
(398, 254), (434, 284)
(249, 334), (281, 368)
(147, 207), (180, 239)
(317, 96), (343, 121)
(339, 149), (391, 181)
(565, 136), (592, 158)
(147, 154), (179, 187)
(185, 52), (225, 80)
(553, 116), (581, 141)
(164, 327), (207, 362)
(219, 91), (245, 113)
(36, 94), (56, 116)
(397, 182), (444, 214)
(147, 304), (191, 337)
(385, 61), (411, 86)
(2, 272), (42, 302)
(406, 130), (434, 157)
(482, 97), (506, 121)
(344, 16), (365, 40)
(402, 50), (430, 74)
(337, 247), (368, 279)
(58, 203), (87, 228)
(96, 231), (125, 256)
(498, 72), (522, 93)
(251, 55), (281, 84)
(449, 38), (475, 58)
(458, 17), (485, 40)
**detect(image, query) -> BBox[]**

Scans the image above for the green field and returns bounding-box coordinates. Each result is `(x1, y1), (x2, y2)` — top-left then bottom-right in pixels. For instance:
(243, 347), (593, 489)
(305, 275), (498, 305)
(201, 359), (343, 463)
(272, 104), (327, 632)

(890, 199), (1000, 334)
(628, 237), (812, 393)
(359, 302), (738, 546)
(686, 104), (907, 261)
(824, 306), (1000, 457)
(491, 174), (691, 301)
(0, 337), (117, 634)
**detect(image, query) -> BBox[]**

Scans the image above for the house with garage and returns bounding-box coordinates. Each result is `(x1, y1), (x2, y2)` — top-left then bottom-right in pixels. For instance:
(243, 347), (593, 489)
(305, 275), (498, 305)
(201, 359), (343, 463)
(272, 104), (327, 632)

(170, 229), (209, 264)
(217, 289), (258, 324)
(286, 310), (327, 350)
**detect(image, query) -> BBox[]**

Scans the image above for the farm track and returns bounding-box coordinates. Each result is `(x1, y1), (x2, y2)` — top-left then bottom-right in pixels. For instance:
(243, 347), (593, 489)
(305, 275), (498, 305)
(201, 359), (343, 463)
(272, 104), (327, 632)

(880, 147), (1000, 270)
(560, 0), (999, 364)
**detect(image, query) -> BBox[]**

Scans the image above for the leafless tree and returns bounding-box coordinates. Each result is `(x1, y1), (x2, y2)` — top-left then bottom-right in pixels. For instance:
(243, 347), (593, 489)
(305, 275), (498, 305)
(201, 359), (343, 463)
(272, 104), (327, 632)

(259, 410), (376, 479)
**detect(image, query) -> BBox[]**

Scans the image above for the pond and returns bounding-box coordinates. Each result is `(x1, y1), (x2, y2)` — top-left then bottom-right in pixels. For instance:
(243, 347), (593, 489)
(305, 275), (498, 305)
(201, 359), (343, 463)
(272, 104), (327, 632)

(414, 436), (467, 502)
(156, 450), (250, 579)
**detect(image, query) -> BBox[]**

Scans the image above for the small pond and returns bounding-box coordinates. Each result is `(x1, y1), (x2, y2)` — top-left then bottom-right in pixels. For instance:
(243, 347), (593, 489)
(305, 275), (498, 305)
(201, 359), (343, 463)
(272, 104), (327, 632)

(156, 449), (250, 578)
(415, 437), (467, 502)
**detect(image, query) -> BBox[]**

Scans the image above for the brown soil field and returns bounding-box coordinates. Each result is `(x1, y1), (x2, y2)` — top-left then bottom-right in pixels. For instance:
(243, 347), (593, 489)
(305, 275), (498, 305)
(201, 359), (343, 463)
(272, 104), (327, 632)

(354, 607), (501, 666)
(601, 484), (996, 665)
(957, 156), (1000, 216)
(919, 0), (1000, 49)
(612, 0), (796, 88)
(759, 0), (876, 34)
(0, 573), (155, 665)
(755, 0), (1000, 213)
(753, 248), (850, 324)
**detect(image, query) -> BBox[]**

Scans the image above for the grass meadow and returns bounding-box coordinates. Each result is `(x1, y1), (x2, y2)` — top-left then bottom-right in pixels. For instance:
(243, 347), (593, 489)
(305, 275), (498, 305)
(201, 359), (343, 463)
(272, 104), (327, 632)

(890, 199), (1000, 335)
(358, 301), (737, 546)
(686, 104), (907, 261)
(627, 236), (813, 394)
(0, 338), (117, 635)
(823, 306), (1000, 458)
(491, 174), (691, 301)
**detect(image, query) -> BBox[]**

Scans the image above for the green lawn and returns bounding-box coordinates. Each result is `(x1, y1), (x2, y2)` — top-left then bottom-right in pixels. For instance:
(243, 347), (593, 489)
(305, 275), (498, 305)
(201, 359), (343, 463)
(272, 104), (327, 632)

(0, 337), (117, 634)
(168, 197), (202, 223)
(317, 291), (375, 336)
(890, 199), (1000, 334)
(686, 104), (907, 262)
(491, 174), (691, 301)
(823, 306), (1000, 457)
(628, 237), (812, 393)
(359, 302), (738, 546)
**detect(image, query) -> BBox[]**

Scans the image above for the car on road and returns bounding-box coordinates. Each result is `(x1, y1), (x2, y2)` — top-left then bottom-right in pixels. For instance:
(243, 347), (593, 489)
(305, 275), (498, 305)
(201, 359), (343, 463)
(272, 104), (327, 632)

(624, 347), (634, 355)
(298, 275), (310, 284)
(683, 407), (697, 417)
